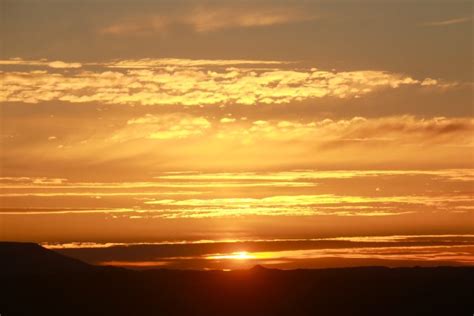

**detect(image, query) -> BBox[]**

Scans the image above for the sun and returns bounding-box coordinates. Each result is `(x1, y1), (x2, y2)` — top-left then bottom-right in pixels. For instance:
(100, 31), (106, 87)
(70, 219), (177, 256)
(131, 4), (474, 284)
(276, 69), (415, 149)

(233, 251), (253, 260)
(207, 251), (255, 260)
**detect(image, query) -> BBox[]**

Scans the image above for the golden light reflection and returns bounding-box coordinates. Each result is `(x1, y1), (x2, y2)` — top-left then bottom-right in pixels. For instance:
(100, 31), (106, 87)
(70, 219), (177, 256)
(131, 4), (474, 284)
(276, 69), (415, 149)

(99, 261), (168, 267)
(87, 243), (474, 270)
(203, 244), (474, 267)
(206, 251), (256, 260)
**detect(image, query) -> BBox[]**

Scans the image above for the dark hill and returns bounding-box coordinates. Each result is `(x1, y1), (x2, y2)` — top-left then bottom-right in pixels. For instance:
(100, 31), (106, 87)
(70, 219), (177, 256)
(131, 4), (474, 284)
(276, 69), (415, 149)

(0, 242), (94, 276)
(1, 242), (473, 316)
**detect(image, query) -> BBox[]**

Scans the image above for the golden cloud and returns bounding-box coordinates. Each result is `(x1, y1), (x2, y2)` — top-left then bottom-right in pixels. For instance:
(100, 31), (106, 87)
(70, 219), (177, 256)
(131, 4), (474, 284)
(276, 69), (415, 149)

(1, 167), (472, 219)
(112, 113), (211, 141)
(219, 116), (474, 144)
(100, 6), (316, 35)
(137, 190), (471, 218)
(109, 114), (473, 145)
(155, 169), (474, 182)
(0, 58), (82, 69)
(1, 109), (472, 177)
(106, 58), (287, 68)
(0, 58), (448, 106)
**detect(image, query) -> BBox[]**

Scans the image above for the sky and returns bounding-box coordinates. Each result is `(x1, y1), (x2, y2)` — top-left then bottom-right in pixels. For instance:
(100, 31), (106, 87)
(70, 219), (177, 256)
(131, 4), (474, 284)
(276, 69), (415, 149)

(0, 0), (473, 269)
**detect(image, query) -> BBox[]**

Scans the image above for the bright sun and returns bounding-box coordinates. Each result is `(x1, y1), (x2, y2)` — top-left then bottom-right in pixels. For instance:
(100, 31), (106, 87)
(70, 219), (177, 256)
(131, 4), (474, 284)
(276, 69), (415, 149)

(207, 251), (255, 260)
(233, 251), (252, 260)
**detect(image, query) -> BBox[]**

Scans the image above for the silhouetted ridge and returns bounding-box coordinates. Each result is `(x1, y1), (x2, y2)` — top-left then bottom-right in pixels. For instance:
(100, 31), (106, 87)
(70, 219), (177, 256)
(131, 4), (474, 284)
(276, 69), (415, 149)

(1, 242), (474, 316)
(0, 242), (94, 276)
(249, 264), (270, 272)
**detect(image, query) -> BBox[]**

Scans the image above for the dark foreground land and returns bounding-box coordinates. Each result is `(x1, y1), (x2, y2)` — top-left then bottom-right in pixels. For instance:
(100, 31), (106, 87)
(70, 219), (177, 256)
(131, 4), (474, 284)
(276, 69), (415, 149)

(1, 242), (473, 316)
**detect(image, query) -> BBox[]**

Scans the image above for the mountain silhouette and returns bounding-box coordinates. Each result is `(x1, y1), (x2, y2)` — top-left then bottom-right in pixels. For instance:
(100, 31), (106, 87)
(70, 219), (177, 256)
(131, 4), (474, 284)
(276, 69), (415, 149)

(1, 242), (473, 316)
(0, 242), (95, 276)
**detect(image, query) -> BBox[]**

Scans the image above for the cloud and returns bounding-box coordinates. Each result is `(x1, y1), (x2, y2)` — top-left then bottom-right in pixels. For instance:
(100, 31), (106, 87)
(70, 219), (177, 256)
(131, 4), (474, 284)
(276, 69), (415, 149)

(141, 193), (471, 218)
(0, 208), (135, 215)
(106, 58), (287, 68)
(112, 114), (211, 141)
(0, 177), (309, 190)
(2, 110), (472, 177)
(0, 58), (448, 106)
(2, 168), (472, 192)
(3, 190), (470, 218)
(100, 6), (316, 35)
(209, 116), (474, 146)
(47, 61), (82, 69)
(40, 234), (474, 249)
(422, 17), (472, 27)
(2, 167), (472, 219)
(0, 58), (82, 69)
(39, 236), (474, 269)
(155, 169), (474, 182)
(220, 118), (236, 123)
(102, 114), (474, 144)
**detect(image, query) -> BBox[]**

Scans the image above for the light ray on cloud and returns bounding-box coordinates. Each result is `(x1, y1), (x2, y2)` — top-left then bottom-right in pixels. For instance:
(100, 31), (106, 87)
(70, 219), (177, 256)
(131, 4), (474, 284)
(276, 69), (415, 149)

(105, 114), (474, 148)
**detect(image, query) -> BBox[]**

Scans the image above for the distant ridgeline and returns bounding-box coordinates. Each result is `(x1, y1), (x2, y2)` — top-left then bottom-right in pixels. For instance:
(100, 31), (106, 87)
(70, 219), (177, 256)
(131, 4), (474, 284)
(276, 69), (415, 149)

(1, 242), (473, 316)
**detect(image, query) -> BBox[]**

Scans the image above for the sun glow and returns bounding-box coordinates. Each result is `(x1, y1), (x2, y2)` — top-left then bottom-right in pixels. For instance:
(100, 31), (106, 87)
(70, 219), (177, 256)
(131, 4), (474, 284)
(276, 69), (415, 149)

(207, 251), (255, 260)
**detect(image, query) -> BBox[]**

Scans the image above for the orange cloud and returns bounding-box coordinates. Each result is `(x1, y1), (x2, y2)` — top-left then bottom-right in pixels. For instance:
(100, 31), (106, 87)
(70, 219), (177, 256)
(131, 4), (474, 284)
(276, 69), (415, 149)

(220, 116), (474, 144)
(97, 114), (474, 147)
(100, 6), (316, 35)
(141, 193), (471, 218)
(106, 58), (287, 68)
(112, 114), (211, 141)
(155, 169), (474, 182)
(0, 58), (82, 68)
(0, 58), (450, 106)
(4, 190), (470, 217)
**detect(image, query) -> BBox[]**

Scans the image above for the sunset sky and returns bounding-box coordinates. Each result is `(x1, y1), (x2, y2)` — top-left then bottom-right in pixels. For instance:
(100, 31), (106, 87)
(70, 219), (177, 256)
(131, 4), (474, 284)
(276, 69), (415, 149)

(1, 0), (473, 269)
